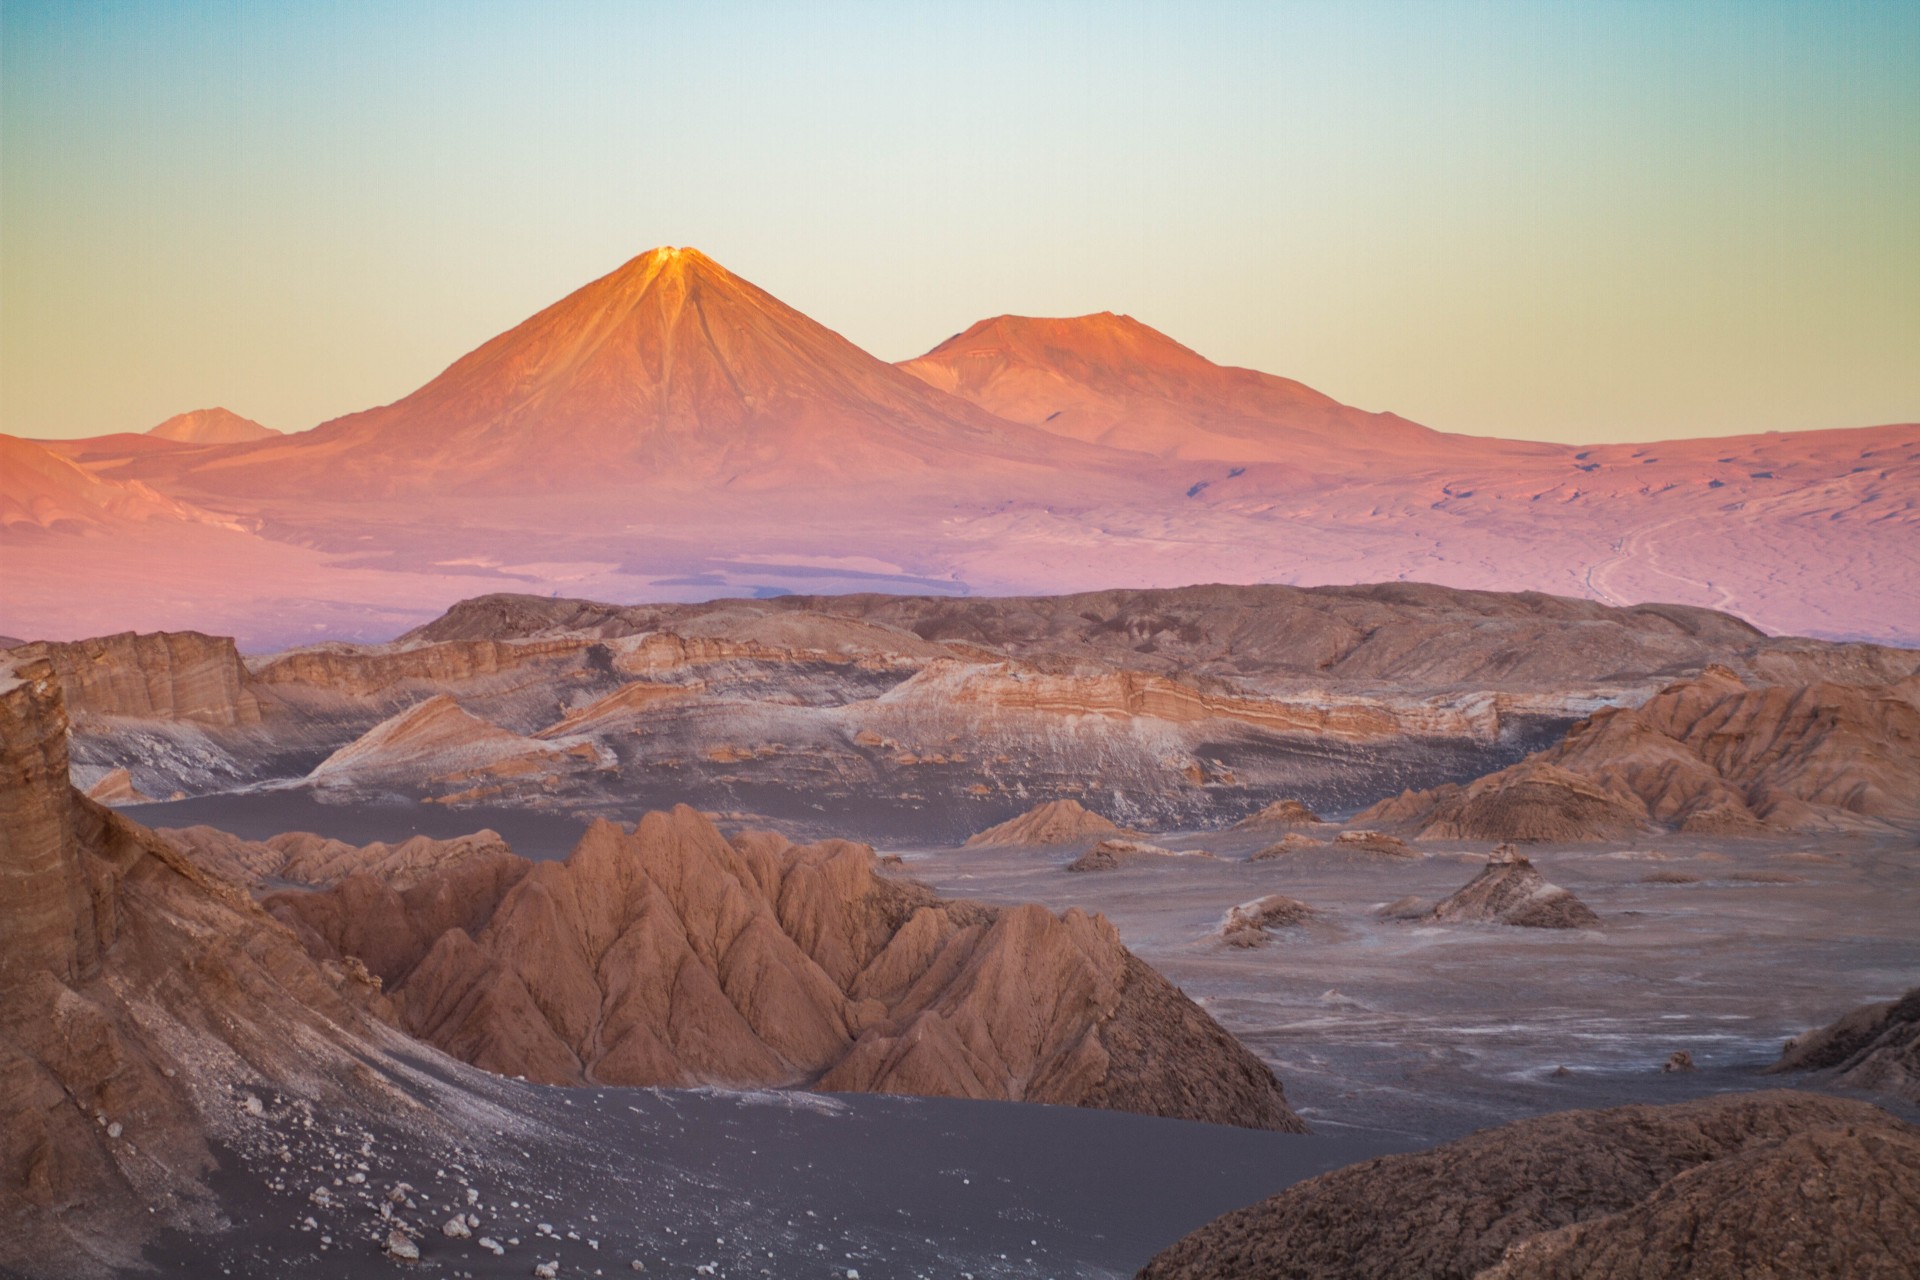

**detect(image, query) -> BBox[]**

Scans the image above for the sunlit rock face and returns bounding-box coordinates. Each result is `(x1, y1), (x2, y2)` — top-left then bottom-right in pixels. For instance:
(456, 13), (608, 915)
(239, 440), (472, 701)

(264, 803), (1304, 1131)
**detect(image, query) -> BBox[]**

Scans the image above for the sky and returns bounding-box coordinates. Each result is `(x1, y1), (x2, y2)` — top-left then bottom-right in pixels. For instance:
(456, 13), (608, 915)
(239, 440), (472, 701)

(3, 0), (1915, 444)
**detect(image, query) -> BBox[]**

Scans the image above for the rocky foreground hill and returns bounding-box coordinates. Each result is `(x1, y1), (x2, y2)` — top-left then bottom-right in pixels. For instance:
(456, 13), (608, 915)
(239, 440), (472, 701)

(1138, 1091), (1920, 1280)
(18, 583), (1920, 840)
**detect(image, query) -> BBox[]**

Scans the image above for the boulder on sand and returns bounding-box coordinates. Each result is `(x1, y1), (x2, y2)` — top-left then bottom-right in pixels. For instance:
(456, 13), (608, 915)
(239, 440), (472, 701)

(1425, 846), (1598, 929)
(1217, 896), (1315, 947)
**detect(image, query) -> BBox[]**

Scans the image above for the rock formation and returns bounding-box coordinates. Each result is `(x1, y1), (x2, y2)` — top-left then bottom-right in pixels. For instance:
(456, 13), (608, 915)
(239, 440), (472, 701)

(305, 694), (604, 797)
(1331, 830), (1420, 858)
(1425, 848), (1599, 929)
(1066, 839), (1212, 872)
(1137, 1091), (1918, 1280)
(0, 658), (404, 1277)
(965, 799), (1131, 847)
(1359, 666), (1920, 839)
(267, 806), (1302, 1131)
(80, 766), (150, 805)
(162, 825), (522, 892)
(1249, 833), (1325, 860)
(5, 629), (263, 725)
(1358, 762), (1646, 843)
(1233, 799), (1323, 829)
(1217, 896), (1316, 947)
(1771, 987), (1920, 1104)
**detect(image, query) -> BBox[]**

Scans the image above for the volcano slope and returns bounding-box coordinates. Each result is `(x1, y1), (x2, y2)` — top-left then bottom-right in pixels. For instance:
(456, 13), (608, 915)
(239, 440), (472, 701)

(40, 583), (1920, 842)
(7, 248), (1916, 649)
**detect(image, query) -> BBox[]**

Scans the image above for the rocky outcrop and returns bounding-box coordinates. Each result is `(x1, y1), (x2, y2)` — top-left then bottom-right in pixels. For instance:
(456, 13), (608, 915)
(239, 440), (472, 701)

(965, 799), (1131, 847)
(1361, 667), (1920, 839)
(1066, 839), (1212, 872)
(162, 825), (521, 891)
(270, 806), (1300, 1130)
(1137, 1091), (1917, 1280)
(158, 826), (535, 989)
(5, 630), (263, 726)
(1426, 848), (1599, 929)
(1331, 830), (1420, 857)
(1771, 987), (1920, 1104)
(407, 584), (1800, 692)
(1358, 762), (1646, 843)
(1217, 896), (1315, 947)
(1248, 833), (1325, 860)
(251, 636), (597, 701)
(1233, 799), (1323, 829)
(81, 766), (150, 806)
(0, 659), (401, 1278)
(305, 695), (603, 795)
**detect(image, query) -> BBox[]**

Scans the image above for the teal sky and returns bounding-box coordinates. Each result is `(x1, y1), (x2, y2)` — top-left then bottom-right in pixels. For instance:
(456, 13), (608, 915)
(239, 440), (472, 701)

(4, 0), (1916, 443)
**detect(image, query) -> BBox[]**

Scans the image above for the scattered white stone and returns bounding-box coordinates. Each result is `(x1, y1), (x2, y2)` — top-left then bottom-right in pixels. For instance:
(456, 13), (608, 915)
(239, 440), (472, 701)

(478, 1236), (506, 1256)
(242, 1094), (265, 1117)
(629, 1263), (646, 1273)
(346, 1172), (366, 1184)
(534, 1263), (559, 1279)
(384, 1230), (420, 1261)
(443, 1214), (473, 1239)
(466, 1187), (481, 1205)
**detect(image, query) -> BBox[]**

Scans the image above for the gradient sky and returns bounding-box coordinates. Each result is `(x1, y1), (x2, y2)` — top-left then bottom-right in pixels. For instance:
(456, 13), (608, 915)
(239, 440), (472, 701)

(3, 1), (1915, 444)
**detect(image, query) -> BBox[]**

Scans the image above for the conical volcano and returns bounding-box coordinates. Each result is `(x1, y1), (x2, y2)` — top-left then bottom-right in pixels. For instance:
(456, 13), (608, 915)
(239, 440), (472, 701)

(173, 248), (1103, 497)
(899, 312), (1447, 461)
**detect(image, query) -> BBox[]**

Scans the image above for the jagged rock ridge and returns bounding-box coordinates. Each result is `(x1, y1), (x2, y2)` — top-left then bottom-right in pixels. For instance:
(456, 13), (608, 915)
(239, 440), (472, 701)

(264, 806), (1303, 1130)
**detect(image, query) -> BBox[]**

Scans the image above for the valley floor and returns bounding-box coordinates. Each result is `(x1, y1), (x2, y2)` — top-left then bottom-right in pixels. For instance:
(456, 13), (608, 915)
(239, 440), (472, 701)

(899, 829), (1920, 1140)
(108, 796), (1917, 1277)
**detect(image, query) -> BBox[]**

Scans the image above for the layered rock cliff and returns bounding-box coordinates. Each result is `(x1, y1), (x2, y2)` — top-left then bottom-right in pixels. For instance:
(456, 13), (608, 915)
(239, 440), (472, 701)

(0, 659), (403, 1277)
(6, 630), (263, 725)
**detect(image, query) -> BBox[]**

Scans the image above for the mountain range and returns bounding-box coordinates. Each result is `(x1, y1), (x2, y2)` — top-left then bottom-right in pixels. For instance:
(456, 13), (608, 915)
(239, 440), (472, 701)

(5, 246), (1915, 648)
